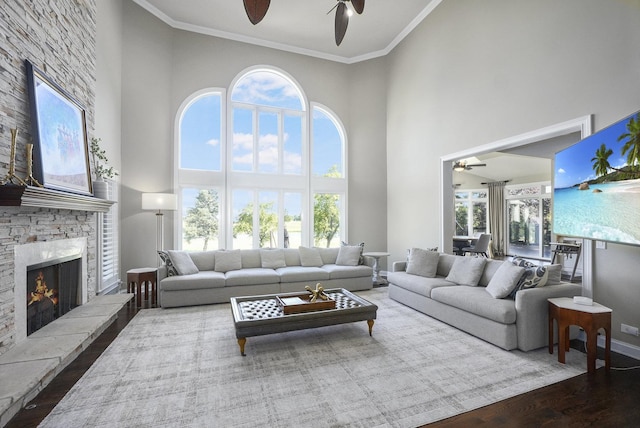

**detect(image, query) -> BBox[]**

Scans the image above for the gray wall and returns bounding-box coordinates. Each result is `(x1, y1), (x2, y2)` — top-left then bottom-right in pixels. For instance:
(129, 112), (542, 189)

(120, 2), (387, 272)
(386, 0), (640, 348)
(0, 0), (99, 356)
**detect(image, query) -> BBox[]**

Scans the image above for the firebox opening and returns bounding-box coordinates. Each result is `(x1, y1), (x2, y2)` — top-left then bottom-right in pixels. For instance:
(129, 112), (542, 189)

(26, 254), (82, 336)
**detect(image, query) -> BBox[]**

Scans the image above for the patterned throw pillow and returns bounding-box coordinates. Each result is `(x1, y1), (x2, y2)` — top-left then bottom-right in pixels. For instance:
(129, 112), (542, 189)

(157, 250), (178, 277)
(509, 258), (549, 299)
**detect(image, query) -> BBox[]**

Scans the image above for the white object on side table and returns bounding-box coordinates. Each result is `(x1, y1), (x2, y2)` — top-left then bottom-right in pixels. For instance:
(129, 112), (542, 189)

(363, 252), (390, 285)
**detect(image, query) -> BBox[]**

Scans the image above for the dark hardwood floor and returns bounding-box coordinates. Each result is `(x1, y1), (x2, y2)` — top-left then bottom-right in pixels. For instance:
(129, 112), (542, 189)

(7, 301), (640, 428)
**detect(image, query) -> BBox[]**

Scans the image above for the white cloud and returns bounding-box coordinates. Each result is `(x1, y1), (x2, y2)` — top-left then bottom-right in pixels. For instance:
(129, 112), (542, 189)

(557, 168), (565, 174)
(206, 139), (219, 147)
(232, 71), (301, 106)
(233, 133), (253, 150)
(284, 150), (302, 173)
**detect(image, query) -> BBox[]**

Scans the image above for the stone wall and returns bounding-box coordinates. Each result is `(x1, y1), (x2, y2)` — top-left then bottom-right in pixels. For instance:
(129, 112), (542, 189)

(0, 0), (98, 356)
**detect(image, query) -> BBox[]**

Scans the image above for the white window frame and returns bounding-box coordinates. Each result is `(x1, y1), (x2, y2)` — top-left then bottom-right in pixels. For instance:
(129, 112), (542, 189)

(174, 67), (348, 250)
(505, 182), (552, 260)
(97, 178), (119, 294)
(454, 189), (488, 237)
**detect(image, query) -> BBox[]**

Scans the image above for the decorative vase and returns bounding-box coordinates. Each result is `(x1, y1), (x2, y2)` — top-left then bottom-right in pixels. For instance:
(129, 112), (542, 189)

(92, 180), (109, 199)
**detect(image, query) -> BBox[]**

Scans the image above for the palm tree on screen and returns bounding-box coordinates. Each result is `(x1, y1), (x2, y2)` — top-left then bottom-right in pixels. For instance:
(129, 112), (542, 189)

(591, 143), (613, 178)
(619, 114), (640, 175)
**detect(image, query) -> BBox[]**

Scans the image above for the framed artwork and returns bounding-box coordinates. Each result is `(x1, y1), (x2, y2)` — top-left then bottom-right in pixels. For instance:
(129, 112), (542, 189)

(25, 60), (92, 195)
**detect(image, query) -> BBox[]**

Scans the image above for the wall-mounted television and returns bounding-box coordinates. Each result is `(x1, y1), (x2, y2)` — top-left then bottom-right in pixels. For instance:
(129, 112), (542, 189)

(554, 110), (640, 246)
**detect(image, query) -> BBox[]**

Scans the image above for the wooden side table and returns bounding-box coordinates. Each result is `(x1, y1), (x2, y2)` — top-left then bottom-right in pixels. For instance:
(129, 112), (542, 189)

(127, 268), (158, 307)
(548, 297), (611, 374)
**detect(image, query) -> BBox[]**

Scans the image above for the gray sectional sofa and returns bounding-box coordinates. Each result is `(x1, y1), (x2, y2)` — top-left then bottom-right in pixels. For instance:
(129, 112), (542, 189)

(388, 250), (582, 351)
(157, 246), (373, 308)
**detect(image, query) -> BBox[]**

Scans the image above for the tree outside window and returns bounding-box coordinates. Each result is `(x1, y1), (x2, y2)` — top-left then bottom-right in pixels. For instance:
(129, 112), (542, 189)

(182, 189), (219, 251)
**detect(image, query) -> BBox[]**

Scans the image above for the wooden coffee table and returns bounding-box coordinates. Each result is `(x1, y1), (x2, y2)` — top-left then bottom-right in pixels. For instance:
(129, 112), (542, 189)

(230, 288), (377, 356)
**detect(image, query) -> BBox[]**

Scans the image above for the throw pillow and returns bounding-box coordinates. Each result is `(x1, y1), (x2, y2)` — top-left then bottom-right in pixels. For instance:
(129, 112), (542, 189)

(485, 261), (525, 299)
(341, 241), (365, 265)
(445, 257), (487, 286)
(336, 245), (362, 266)
(214, 250), (242, 273)
(299, 246), (323, 267)
(406, 248), (440, 278)
(260, 249), (286, 269)
(509, 265), (549, 299)
(546, 264), (562, 285)
(167, 250), (199, 276)
(157, 250), (178, 276)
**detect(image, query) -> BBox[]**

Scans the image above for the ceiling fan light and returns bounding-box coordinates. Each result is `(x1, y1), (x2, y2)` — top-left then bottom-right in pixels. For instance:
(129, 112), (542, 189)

(454, 165), (465, 172)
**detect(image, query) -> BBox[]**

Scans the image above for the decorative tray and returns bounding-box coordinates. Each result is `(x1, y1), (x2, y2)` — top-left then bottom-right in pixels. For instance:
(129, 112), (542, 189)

(276, 293), (336, 315)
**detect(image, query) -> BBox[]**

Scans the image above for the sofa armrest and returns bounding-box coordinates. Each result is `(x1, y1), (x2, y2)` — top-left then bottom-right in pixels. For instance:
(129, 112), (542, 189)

(157, 265), (168, 281)
(515, 283), (582, 351)
(392, 261), (407, 272)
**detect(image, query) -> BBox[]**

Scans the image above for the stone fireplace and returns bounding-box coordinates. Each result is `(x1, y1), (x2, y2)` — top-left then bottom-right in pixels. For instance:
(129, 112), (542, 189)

(14, 238), (88, 345)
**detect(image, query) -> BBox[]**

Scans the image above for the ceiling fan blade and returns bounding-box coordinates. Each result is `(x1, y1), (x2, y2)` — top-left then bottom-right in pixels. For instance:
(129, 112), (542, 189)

(468, 163), (487, 167)
(351, 0), (365, 14)
(326, 2), (339, 14)
(335, 2), (349, 46)
(243, 0), (270, 25)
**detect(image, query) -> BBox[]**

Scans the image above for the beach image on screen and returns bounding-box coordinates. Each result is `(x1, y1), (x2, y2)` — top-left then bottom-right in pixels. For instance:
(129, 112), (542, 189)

(554, 111), (640, 245)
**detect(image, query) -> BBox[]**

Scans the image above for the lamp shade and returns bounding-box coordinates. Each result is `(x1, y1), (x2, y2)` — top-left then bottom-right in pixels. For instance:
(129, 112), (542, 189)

(141, 193), (177, 211)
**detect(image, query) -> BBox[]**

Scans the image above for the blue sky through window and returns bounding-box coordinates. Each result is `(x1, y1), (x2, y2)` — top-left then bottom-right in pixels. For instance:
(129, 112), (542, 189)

(180, 95), (221, 170)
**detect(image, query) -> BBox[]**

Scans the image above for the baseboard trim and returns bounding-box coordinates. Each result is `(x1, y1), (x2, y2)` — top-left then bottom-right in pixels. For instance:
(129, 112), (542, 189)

(577, 331), (640, 361)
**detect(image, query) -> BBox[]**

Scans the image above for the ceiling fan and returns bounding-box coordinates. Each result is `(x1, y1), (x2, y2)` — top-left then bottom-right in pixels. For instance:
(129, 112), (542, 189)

(242, 0), (365, 46)
(452, 161), (487, 172)
(327, 0), (365, 46)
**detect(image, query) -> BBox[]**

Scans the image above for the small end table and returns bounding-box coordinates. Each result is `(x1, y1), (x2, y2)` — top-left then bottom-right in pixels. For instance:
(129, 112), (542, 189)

(548, 297), (611, 374)
(363, 252), (390, 286)
(127, 267), (158, 307)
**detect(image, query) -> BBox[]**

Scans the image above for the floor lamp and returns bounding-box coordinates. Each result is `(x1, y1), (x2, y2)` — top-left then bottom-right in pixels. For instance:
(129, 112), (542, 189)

(142, 193), (178, 266)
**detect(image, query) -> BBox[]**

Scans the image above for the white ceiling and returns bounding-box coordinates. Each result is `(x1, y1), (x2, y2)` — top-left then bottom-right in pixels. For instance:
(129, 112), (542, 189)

(454, 153), (552, 184)
(132, 0), (442, 63)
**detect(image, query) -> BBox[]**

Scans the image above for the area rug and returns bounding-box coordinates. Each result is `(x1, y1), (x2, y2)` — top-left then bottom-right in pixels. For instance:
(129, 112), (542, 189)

(39, 288), (588, 428)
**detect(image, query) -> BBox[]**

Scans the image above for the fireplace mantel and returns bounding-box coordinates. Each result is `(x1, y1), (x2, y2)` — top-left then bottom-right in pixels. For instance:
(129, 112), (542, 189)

(0, 185), (113, 212)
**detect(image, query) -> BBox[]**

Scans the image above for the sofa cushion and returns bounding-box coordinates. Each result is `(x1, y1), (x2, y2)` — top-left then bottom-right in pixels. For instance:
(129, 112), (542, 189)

(479, 259), (505, 287)
(276, 266), (330, 283)
(387, 271), (455, 297)
(283, 249), (301, 266)
(299, 246), (323, 267)
(166, 250), (199, 275)
(240, 249), (262, 269)
(336, 245), (362, 266)
(322, 264), (373, 280)
(445, 257), (486, 286)
(214, 250), (242, 273)
(341, 241), (365, 264)
(160, 271), (226, 291)
(436, 254), (457, 277)
(431, 286), (517, 324)
(546, 264), (562, 285)
(225, 268), (281, 286)
(260, 249), (286, 269)
(406, 248), (439, 278)
(318, 247), (339, 265)
(188, 251), (216, 271)
(486, 262), (525, 299)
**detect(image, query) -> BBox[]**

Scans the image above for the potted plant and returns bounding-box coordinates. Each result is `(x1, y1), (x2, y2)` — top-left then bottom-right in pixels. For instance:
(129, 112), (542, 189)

(90, 137), (118, 198)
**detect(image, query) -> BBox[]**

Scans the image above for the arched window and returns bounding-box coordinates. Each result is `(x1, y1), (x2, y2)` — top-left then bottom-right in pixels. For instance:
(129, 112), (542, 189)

(176, 67), (347, 250)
